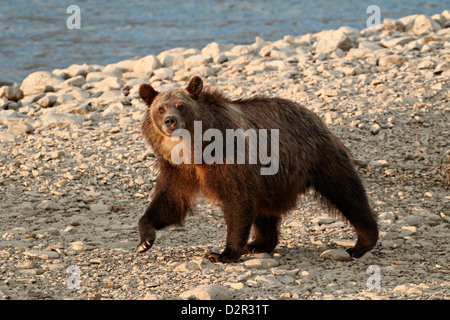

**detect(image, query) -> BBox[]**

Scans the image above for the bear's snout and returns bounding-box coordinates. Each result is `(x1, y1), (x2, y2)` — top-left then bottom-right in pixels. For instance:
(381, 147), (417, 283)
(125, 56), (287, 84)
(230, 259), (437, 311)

(164, 115), (178, 130)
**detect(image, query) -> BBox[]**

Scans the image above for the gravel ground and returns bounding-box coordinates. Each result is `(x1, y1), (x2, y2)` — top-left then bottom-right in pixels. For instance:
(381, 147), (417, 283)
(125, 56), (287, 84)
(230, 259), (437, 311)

(0, 12), (449, 300)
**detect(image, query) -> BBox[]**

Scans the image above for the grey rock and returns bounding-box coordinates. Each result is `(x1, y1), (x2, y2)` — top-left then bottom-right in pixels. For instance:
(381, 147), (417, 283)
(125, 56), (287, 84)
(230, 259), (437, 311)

(36, 200), (64, 211)
(0, 86), (24, 101)
(37, 94), (57, 108)
(383, 18), (405, 32)
(90, 202), (111, 214)
(59, 75), (86, 88)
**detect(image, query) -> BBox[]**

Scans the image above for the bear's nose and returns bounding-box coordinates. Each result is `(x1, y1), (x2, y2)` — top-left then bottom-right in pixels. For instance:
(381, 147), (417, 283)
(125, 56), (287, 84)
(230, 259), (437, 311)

(164, 116), (178, 129)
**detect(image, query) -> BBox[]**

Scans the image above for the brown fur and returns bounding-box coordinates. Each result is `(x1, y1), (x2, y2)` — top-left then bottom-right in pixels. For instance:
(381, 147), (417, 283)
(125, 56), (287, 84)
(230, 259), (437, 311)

(137, 76), (378, 263)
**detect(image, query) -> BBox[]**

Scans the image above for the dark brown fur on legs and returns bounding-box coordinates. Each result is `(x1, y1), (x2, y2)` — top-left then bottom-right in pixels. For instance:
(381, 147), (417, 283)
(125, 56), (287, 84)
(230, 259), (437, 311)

(137, 161), (199, 253)
(312, 148), (378, 257)
(137, 76), (378, 263)
(246, 215), (281, 254)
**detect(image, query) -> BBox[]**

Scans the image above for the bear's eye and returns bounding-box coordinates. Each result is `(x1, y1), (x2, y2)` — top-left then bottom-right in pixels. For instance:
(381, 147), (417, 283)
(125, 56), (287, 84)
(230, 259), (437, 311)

(177, 104), (185, 111)
(158, 107), (165, 114)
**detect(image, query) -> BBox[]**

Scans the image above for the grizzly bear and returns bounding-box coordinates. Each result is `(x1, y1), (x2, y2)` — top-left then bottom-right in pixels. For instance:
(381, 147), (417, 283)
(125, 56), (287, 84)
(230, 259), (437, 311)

(137, 76), (378, 263)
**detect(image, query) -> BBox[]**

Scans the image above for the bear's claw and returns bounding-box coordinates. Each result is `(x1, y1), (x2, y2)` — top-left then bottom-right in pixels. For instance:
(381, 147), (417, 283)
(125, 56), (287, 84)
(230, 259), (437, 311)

(137, 239), (154, 253)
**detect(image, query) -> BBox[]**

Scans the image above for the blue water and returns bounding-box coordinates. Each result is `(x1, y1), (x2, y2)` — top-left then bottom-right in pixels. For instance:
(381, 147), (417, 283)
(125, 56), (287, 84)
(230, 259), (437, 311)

(0, 0), (448, 83)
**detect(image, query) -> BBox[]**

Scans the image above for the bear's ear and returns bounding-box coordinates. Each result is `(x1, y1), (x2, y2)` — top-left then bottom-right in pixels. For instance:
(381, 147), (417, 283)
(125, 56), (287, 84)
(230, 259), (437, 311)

(185, 76), (203, 99)
(139, 84), (158, 106)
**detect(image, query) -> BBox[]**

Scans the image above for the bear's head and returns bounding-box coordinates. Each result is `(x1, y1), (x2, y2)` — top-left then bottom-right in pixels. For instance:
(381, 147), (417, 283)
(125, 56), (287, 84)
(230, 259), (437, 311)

(139, 76), (203, 136)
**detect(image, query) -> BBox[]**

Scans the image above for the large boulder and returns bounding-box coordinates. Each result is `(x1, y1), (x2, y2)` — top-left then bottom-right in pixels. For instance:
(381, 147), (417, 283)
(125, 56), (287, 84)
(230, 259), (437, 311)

(411, 14), (441, 34)
(315, 29), (355, 53)
(20, 71), (63, 96)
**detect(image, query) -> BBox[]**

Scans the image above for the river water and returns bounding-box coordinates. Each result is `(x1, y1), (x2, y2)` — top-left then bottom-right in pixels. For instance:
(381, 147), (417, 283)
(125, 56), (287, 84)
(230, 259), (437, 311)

(0, 0), (448, 83)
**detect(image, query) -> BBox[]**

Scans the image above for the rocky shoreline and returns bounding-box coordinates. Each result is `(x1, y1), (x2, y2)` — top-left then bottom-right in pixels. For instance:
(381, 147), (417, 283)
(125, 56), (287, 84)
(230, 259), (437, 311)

(0, 12), (449, 300)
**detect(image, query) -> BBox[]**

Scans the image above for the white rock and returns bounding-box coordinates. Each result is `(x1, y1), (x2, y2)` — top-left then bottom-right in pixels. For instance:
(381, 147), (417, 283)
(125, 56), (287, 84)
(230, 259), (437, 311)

(201, 42), (226, 57)
(320, 249), (352, 261)
(20, 71), (63, 96)
(180, 284), (232, 300)
(0, 132), (16, 143)
(265, 60), (290, 72)
(41, 112), (85, 127)
(151, 68), (174, 81)
(95, 76), (125, 90)
(369, 159), (390, 168)
(411, 15), (441, 34)
(380, 36), (415, 48)
(244, 258), (278, 269)
(111, 59), (139, 72)
(231, 45), (251, 55)
(315, 29), (355, 53)
(417, 60), (434, 69)
(102, 102), (126, 116)
(0, 109), (32, 124)
(133, 55), (162, 74)
(157, 48), (185, 68)
(400, 226), (417, 236)
(53, 101), (88, 115)
(86, 72), (109, 82)
(312, 215), (335, 224)
(338, 26), (360, 38)
(7, 121), (33, 135)
(63, 63), (95, 78)
(370, 123), (381, 135)
(398, 14), (418, 32)
(379, 212), (396, 221)
(184, 54), (213, 67)
(174, 261), (201, 272)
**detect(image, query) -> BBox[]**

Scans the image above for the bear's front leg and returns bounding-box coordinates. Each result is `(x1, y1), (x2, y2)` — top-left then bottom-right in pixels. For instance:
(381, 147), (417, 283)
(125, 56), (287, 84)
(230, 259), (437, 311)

(137, 193), (164, 253)
(205, 204), (253, 263)
(137, 163), (198, 254)
(137, 187), (193, 253)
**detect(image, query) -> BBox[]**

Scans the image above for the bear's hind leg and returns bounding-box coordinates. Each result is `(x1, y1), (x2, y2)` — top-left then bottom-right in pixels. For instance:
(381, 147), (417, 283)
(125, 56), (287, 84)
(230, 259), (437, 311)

(313, 159), (378, 258)
(246, 215), (281, 254)
(205, 203), (254, 263)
